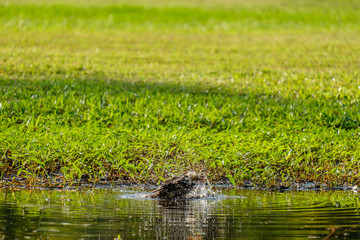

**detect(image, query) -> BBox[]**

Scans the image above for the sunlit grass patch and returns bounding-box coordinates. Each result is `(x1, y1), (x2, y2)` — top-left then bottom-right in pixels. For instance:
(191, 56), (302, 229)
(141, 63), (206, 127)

(1, 0), (360, 32)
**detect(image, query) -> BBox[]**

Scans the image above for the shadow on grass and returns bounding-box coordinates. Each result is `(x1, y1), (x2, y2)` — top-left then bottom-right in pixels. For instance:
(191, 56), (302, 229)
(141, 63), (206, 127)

(1, 75), (358, 130)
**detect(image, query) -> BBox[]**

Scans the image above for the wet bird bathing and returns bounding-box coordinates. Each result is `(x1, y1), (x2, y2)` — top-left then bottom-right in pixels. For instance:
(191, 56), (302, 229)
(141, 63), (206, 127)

(1, 186), (360, 239)
(146, 171), (201, 200)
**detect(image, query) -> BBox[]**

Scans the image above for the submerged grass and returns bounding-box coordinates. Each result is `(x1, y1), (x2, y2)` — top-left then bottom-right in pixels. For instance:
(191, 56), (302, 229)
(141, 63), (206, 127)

(0, 0), (360, 188)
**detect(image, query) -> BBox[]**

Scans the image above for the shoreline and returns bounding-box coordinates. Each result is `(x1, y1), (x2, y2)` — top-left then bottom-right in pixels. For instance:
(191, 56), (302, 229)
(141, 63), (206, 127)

(0, 177), (357, 192)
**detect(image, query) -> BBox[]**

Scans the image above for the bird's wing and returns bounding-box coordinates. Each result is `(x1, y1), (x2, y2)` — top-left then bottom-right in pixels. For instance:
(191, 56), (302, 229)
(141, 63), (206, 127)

(151, 175), (183, 193)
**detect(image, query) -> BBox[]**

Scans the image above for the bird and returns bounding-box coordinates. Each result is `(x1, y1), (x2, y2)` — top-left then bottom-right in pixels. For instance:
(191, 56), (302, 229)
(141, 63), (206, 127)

(147, 171), (199, 200)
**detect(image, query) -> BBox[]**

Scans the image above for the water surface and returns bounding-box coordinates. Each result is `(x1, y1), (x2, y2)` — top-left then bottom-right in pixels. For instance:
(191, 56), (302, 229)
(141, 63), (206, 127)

(1, 187), (360, 239)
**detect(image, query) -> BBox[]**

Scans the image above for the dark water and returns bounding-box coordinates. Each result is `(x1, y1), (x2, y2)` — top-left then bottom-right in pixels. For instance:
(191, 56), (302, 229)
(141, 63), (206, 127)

(1, 186), (360, 239)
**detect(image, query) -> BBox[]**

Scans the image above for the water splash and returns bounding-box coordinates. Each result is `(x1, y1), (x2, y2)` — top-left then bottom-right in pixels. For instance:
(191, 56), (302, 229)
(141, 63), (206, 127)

(186, 172), (218, 199)
(186, 183), (217, 199)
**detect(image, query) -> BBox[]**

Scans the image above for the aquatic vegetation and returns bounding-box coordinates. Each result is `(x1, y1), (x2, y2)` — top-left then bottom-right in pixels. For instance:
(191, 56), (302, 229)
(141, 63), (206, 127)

(0, 0), (360, 187)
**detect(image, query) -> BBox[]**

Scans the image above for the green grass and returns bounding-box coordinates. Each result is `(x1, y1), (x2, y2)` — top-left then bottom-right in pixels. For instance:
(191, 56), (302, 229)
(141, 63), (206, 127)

(0, 0), (360, 187)
(1, 2), (360, 32)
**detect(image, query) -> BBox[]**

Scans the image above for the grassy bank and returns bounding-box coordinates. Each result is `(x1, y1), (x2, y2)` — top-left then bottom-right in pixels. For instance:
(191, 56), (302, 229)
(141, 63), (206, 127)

(0, 0), (360, 188)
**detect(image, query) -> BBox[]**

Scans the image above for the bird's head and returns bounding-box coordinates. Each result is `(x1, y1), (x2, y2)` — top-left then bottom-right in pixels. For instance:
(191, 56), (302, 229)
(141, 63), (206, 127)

(186, 171), (199, 181)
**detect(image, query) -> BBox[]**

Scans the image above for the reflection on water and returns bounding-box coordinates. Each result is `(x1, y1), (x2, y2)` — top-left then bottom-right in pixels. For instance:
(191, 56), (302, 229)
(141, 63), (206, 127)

(1, 187), (360, 239)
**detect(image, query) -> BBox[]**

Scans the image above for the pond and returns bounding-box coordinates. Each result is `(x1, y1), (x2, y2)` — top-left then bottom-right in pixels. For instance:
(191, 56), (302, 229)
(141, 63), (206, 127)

(1, 186), (360, 239)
